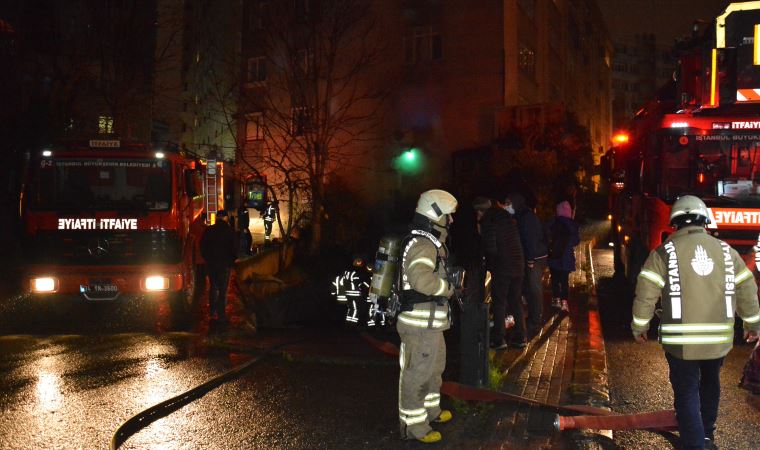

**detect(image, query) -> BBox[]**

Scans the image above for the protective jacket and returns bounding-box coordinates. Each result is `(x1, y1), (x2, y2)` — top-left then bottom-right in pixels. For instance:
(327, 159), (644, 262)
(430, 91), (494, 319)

(632, 226), (760, 360)
(262, 203), (276, 222)
(397, 228), (453, 332)
(331, 267), (373, 326)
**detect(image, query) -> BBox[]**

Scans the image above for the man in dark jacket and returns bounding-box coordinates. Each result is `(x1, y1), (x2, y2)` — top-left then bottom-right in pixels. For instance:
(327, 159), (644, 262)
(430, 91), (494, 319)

(200, 210), (237, 323)
(480, 193), (526, 348)
(508, 192), (548, 338)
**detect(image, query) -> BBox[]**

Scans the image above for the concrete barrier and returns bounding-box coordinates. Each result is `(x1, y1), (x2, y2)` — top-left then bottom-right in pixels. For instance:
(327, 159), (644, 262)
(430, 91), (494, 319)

(235, 245), (295, 328)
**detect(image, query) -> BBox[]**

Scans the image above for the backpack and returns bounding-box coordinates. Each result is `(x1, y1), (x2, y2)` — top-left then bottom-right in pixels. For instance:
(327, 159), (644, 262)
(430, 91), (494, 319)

(548, 220), (569, 260)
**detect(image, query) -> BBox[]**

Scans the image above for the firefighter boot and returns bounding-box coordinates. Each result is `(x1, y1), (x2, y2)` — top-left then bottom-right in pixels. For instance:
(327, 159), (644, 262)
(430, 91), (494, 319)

(432, 410), (452, 423)
(417, 431), (442, 443)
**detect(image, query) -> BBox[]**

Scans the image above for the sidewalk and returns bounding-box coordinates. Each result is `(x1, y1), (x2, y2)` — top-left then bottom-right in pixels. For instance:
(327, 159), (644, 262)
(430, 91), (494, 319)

(204, 233), (611, 448)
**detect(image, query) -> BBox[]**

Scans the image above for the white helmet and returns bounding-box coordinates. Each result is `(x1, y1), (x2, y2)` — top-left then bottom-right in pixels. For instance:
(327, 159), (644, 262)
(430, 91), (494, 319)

(415, 189), (458, 222)
(669, 195), (711, 225)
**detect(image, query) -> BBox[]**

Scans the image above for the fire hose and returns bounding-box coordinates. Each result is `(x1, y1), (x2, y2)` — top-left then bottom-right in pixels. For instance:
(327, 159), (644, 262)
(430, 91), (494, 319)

(360, 332), (678, 434)
(109, 339), (303, 450)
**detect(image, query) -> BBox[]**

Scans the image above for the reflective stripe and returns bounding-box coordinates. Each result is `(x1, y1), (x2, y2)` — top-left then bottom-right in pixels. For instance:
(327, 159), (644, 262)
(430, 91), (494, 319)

(404, 309), (449, 319)
(743, 313), (760, 324)
(433, 278), (447, 296)
(409, 257), (435, 269)
(660, 323), (733, 333)
(735, 268), (753, 285)
(398, 315), (446, 328)
(639, 270), (666, 288)
(661, 335), (733, 344)
(399, 406), (428, 425)
(424, 393), (440, 408)
(672, 297), (682, 320)
(632, 315), (650, 327)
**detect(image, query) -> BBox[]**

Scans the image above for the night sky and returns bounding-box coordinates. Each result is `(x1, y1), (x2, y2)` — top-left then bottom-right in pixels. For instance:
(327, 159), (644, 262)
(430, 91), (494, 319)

(599, 0), (729, 44)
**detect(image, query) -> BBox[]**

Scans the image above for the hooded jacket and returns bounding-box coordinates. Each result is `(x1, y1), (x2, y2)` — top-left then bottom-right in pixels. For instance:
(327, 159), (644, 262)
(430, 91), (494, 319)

(510, 193), (548, 262)
(480, 206), (524, 276)
(547, 201), (580, 272)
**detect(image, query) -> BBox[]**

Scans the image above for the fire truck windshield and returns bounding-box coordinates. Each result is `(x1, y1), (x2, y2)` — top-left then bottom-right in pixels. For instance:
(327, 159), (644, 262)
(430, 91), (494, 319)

(659, 134), (760, 201)
(28, 158), (172, 211)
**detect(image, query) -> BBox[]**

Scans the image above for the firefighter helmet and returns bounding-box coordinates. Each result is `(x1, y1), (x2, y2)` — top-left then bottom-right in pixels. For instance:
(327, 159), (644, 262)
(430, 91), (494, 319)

(415, 189), (458, 222)
(669, 195), (711, 225)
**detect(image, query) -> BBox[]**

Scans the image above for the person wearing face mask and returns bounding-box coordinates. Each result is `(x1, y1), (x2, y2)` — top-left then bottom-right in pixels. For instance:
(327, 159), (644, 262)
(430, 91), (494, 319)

(397, 189), (458, 444)
(479, 191), (527, 349)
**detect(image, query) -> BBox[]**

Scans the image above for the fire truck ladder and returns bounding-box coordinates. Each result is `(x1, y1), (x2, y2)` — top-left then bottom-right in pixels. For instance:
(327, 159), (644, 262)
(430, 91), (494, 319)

(205, 160), (218, 224)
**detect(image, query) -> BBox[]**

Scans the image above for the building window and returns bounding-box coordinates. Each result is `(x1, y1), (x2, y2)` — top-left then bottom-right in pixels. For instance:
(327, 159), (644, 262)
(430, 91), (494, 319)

(250, 2), (267, 30)
(297, 48), (312, 74)
(294, 0), (312, 20)
(518, 0), (535, 19)
(246, 112), (264, 141)
(404, 27), (442, 64)
(518, 44), (536, 77)
(291, 106), (310, 136)
(98, 116), (113, 134)
(431, 33), (443, 61)
(247, 57), (267, 83)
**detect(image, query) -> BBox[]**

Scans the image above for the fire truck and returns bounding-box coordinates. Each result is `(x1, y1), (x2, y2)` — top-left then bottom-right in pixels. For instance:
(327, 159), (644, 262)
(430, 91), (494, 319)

(613, 2), (760, 280)
(20, 139), (221, 323)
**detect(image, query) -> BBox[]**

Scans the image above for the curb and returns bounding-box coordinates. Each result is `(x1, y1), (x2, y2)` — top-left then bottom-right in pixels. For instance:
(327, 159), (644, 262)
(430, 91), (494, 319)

(567, 240), (612, 447)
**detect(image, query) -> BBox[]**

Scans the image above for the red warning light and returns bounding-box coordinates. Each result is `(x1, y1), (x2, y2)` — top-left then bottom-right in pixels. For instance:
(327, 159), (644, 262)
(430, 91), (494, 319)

(678, 136), (690, 146)
(613, 133), (629, 144)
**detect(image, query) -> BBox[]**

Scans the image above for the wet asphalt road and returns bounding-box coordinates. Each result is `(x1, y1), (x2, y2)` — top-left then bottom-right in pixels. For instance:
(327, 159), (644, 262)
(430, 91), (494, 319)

(594, 248), (760, 450)
(0, 277), (405, 450)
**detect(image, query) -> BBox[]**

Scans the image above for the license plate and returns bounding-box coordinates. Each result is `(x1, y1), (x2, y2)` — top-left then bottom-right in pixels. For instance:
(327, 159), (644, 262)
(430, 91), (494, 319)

(80, 282), (119, 300)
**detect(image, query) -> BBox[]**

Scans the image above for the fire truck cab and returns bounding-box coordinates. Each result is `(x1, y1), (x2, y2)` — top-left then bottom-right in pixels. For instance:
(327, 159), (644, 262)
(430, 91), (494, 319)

(613, 2), (760, 280)
(21, 139), (208, 322)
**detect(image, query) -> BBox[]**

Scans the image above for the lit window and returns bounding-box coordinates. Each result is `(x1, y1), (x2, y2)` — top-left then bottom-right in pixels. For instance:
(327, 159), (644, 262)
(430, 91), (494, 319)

(518, 44), (536, 77)
(246, 113), (264, 141)
(247, 57), (267, 83)
(98, 116), (113, 134)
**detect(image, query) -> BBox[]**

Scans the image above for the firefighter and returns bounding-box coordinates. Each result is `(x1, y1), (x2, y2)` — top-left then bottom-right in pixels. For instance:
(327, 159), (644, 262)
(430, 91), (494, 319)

(331, 256), (374, 326)
(261, 201), (277, 243)
(631, 195), (760, 450)
(397, 189), (457, 444)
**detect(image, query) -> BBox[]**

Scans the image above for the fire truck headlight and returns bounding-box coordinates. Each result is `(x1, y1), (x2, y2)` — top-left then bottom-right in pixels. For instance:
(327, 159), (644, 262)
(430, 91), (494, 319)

(144, 276), (170, 291)
(31, 277), (58, 293)
(42, 150), (52, 157)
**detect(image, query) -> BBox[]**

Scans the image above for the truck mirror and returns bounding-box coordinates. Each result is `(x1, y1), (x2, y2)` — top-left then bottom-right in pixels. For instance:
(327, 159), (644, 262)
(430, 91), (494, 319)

(185, 170), (197, 197)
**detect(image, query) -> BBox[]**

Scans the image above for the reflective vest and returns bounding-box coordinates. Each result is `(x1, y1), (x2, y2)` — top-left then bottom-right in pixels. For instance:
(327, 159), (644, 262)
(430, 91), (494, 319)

(397, 229), (452, 331)
(633, 227), (760, 360)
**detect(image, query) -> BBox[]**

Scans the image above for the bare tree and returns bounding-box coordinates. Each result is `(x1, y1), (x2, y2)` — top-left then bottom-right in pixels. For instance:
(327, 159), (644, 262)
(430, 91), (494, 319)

(239, 0), (388, 254)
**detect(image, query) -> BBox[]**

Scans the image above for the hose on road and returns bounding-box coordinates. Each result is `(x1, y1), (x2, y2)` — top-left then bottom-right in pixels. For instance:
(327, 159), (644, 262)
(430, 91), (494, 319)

(110, 339), (302, 450)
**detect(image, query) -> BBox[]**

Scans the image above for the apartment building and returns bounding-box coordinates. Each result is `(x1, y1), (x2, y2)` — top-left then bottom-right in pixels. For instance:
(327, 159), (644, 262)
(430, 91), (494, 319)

(237, 0), (613, 201)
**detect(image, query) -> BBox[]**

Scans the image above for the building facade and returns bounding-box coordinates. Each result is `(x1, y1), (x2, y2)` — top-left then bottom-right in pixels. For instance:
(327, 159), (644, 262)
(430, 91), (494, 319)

(237, 0), (613, 205)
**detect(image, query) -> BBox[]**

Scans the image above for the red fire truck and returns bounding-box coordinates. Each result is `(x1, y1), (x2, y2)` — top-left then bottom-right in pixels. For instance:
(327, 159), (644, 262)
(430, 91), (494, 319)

(613, 2), (760, 279)
(20, 139), (214, 322)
